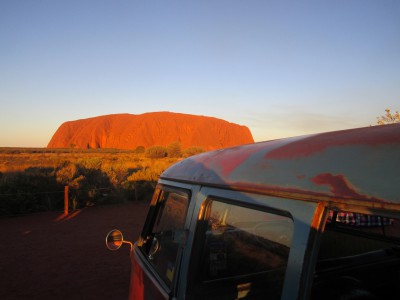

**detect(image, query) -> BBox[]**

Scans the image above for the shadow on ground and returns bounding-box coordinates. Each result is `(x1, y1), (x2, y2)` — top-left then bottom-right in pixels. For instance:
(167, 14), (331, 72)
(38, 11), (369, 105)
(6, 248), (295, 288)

(0, 201), (149, 300)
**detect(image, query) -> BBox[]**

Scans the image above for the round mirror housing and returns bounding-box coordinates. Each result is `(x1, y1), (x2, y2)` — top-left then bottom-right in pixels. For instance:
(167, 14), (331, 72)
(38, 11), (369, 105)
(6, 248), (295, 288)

(106, 229), (124, 251)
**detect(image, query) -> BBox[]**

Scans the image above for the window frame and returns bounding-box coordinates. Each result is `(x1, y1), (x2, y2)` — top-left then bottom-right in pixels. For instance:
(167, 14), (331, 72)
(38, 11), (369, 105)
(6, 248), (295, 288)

(194, 197), (295, 298)
(137, 184), (192, 294)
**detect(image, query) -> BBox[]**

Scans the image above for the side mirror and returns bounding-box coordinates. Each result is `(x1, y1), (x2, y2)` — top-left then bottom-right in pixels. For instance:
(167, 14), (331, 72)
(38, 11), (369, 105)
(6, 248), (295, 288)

(105, 229), (132, 251)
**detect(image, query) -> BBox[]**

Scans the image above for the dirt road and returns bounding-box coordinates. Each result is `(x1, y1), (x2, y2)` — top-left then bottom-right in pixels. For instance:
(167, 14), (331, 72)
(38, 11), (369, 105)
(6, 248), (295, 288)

(0, 201), (149, 300)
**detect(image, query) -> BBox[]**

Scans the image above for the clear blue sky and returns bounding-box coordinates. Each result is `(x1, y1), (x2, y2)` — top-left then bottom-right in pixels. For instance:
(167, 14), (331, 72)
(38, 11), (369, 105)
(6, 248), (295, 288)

(1, 0), (399, 147)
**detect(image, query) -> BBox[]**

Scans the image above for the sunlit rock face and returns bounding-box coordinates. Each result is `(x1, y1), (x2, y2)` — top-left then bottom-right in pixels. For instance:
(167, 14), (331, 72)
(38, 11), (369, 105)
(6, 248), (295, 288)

(47, 112), (254, 150)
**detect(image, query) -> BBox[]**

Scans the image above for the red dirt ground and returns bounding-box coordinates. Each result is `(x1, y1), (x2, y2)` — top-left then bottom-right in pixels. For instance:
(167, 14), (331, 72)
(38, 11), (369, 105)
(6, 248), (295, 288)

(0, 201), (149, 300)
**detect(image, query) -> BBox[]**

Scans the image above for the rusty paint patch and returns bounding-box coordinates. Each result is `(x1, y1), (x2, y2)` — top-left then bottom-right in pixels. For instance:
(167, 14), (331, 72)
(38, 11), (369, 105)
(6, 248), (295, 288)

(311, 173), (382, 202)
(216, 143), (266, 176)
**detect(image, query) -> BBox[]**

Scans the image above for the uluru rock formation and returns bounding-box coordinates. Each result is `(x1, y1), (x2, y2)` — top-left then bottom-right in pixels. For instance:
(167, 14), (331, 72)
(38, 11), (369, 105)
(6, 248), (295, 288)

(47, 112), (254, 150)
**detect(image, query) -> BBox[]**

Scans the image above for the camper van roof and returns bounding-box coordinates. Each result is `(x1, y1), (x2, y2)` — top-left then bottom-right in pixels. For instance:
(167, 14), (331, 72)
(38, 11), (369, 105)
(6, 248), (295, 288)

(161, 124), (400, 207)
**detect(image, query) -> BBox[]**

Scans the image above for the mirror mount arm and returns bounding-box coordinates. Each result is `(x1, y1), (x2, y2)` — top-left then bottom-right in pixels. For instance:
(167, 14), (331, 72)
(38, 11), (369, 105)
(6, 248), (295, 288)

(122, 240), (133, 252)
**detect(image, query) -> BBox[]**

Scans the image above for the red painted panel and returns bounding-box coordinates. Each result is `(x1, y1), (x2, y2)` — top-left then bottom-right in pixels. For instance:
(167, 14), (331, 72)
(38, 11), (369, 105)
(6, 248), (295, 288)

(129, 248), (169, 300)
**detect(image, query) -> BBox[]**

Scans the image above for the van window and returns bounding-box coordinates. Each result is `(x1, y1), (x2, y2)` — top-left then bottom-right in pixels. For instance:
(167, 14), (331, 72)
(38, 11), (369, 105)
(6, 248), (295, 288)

(139, 188), (190, 289)
(190, 199), (293, 300)
(312, 209), (400, 300)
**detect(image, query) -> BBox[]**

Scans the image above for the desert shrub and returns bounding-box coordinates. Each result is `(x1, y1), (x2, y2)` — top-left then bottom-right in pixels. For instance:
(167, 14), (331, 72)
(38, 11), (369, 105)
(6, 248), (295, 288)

(134, 146), (145, 154)
(124, 163), (165, 201)
(123, 179), (156, 201)
(134, 181), (155, 201)
(183, 146), (205, 157)
(0, 148), (183, 214)
(54, 161), (115, 209)
(145, 146), (167, 159)
(55, 162), (77, 185)
(76, 157), (102, 170)
(167, 142), (182, 158)
(71, 166), (114, 208)
(0, 167), (63, 215)
(101, 163), (130, 188)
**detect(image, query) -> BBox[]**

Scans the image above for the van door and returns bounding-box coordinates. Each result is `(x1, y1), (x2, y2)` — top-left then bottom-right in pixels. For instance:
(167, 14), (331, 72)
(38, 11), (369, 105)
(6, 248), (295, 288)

(182, 187), (319, 300)
(131, 184), (195, 300)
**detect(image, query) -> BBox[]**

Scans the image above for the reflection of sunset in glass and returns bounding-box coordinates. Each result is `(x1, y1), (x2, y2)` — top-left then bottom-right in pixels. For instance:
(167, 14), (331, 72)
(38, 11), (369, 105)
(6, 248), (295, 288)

(106, 230), (128, 251)
(109, 231), (123, 247)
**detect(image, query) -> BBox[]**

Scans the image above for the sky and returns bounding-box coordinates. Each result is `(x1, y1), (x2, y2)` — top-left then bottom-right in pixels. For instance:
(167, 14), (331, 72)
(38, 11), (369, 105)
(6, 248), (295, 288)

(0, 0), (399, 147)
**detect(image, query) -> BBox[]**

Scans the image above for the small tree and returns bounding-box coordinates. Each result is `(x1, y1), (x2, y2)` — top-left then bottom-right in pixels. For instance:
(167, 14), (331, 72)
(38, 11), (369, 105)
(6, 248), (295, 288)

(377, 108), (400, 125)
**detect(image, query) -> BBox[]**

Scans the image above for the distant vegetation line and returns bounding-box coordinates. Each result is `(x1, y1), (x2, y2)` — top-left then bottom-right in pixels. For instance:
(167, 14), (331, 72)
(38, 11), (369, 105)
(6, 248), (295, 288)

(0, 143), (205, 216)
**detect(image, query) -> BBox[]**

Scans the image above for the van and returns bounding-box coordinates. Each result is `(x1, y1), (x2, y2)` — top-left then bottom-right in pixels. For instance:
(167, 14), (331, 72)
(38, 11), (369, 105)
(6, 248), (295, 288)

(106, 124), (400, 300)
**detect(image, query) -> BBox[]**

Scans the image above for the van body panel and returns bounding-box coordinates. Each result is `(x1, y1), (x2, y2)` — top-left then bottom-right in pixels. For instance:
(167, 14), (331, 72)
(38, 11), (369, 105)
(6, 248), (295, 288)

(162, 124), (400, 206)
